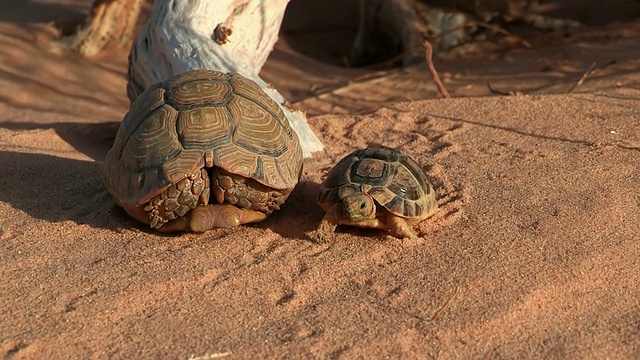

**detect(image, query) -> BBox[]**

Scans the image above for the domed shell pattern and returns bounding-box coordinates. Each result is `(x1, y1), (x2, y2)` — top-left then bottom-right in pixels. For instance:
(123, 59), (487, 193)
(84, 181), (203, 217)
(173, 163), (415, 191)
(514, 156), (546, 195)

(318, 146), (436, 219)
(104, 70), (303, 206)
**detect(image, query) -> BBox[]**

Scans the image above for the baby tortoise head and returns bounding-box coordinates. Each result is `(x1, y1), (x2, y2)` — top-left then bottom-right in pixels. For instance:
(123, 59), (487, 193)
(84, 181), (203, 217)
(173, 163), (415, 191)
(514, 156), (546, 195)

(341, 193), (376, 222)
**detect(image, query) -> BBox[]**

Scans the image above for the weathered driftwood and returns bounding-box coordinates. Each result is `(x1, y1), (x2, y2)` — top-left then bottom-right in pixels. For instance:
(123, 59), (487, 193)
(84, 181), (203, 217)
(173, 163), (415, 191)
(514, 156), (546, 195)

(127, 0), (324, 157)
(59, 0), (144, 57)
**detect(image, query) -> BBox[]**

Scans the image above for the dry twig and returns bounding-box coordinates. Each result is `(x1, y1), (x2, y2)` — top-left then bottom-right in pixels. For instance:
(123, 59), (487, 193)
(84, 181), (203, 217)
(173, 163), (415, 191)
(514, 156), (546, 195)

(430, 285), (460, 323)
(568, 62), (597, 93)
(423, 40), (450, 98)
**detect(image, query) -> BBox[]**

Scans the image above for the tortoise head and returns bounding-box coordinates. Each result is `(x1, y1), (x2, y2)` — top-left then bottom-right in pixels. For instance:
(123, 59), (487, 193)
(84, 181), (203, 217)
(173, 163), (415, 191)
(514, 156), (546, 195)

(342, 193), (376, 222)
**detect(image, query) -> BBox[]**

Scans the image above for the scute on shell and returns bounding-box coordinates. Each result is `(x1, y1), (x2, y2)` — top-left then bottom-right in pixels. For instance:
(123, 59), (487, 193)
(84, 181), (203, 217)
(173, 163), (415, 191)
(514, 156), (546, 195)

(318, 146), (436, 219)
(104, 69), (303, 206)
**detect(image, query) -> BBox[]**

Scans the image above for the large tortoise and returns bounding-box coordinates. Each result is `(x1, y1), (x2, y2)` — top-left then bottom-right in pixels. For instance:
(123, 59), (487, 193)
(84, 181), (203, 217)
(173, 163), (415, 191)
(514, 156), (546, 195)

(314, 146), (437, 241)
(104, 69), (303, 232)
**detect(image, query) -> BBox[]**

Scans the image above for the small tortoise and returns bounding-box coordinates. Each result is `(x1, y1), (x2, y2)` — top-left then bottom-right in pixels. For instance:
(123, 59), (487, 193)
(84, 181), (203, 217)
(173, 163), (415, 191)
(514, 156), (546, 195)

(314, 146), (437, 241)
(104, 69), (303, 232)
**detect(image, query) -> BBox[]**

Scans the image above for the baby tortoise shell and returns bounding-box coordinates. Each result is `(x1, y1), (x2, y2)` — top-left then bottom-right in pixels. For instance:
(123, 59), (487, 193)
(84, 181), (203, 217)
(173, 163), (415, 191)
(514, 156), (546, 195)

(314, 145), (437, 241)
(104, 69), (303, 232)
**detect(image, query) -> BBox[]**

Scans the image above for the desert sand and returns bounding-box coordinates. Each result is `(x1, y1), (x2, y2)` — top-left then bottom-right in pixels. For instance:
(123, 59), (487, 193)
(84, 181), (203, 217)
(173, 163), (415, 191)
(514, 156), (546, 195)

(1, 1), (639, 359)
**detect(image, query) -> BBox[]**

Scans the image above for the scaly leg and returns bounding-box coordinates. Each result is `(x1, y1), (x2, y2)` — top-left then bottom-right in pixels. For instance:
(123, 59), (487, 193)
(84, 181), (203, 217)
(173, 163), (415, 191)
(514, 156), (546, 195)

(384, 212), (418, 239)
(212, 168), (287, 214)
(313, 203), (343, 243)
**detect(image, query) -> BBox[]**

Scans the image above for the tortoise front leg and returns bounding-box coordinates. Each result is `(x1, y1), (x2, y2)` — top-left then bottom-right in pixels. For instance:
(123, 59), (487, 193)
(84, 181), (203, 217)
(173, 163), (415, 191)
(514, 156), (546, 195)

(313, 203), (342, 243)
(383, 212), (418, 239)
(158, 204), (267, 232)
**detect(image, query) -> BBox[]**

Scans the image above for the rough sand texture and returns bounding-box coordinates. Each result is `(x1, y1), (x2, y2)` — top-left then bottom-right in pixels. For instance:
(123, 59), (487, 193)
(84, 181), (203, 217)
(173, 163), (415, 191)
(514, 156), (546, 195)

(1, 1), (639, 358)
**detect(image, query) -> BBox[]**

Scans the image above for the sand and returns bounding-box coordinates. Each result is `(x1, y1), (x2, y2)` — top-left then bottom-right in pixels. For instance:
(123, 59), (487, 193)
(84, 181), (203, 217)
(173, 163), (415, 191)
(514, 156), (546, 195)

(1, 1), (639, 358)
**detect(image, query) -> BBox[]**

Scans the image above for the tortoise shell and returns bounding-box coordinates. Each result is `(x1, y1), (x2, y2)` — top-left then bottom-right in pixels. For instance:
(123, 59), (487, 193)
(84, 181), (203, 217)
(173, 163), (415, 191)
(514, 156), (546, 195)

(104, 69), (303, 207)
(318, 146), (436, 219)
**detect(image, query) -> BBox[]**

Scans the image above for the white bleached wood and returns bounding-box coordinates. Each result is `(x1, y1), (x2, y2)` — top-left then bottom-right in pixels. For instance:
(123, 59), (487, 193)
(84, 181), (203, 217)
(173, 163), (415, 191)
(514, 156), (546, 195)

(128, 0), (324, 157)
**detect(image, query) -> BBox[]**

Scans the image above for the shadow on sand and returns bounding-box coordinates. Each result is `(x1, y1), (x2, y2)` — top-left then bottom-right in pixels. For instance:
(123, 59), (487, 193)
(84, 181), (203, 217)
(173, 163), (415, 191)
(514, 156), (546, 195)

(0, 150), (121, 229)
(0, 121), (118, 162)
(0, 119), (328, 238)
(254, 179), (325, 241)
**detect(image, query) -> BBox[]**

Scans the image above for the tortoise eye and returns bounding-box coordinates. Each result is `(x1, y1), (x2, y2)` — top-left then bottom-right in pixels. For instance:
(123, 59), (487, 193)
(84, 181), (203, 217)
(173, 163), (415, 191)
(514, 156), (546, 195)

(360, 202), (367, 209)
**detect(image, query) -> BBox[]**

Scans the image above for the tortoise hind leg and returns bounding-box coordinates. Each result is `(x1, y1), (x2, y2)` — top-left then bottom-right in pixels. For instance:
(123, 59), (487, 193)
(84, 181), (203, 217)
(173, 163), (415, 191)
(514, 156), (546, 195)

(145, 167), (269, 232)
(142, 168), (210, 229)
(212, 168), (288, 214)
(119, 168), (209, 230)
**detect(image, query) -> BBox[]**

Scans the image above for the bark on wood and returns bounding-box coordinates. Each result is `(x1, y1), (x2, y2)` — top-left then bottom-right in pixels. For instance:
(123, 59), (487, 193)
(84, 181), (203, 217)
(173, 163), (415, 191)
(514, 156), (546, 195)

(63, 0), (144, 57)
(128, 0), (324, 157)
